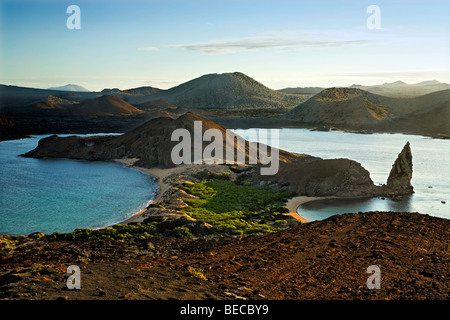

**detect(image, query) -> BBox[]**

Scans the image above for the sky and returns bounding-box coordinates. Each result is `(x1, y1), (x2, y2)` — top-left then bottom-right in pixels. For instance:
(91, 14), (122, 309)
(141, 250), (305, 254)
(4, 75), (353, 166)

(0, 0), (449, 91)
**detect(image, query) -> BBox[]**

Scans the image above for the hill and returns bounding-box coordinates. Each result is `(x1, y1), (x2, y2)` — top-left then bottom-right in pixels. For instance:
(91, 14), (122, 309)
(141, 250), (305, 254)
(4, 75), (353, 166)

(350, 80), (450, 97)
(277, 87), (324, 95)
(137, 99), (178, 111)
(22, 112), (265, 167)
(1, 73), (307, 116)
(47, 84), (90, 92)
(0, 84), (96, 113)
(283, 87), (450, 136)
(279, 80), (450, 98)
(144, 72), (308, 113)
(65, 95), (145, 117)
(5, 101), (64, 115)
(389, 98), (450, 138)
(2, 76), (449, 138)
(46, 95), (78, 105)
(101, 86), (162, 97)
(28, 101), (63, 114)
(284, 88), (398, 126)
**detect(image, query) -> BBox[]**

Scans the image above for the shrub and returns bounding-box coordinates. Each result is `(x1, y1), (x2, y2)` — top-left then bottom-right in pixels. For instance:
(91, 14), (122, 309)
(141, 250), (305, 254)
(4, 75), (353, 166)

(192, 171), (230, 181)
(166, 226), (194, 238)
(180, 179), (290, 236)
(187, 266), (207, 281)
(48, 177), (293, 240)
(147, 203), (165, 209)
(51, 217), (196, 240)
(29, 263), (54, 275)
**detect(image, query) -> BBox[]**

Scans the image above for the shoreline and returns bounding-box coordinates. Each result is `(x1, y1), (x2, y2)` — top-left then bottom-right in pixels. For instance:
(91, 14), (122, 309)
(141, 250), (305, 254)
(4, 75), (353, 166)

(112, 158), (160, 224)
(112, 160), (415, 228)
(114, 158), (336, 226)
(112, 159), (192, 224)
(284, 196), (338, 223)
(90, 158), (162, 229)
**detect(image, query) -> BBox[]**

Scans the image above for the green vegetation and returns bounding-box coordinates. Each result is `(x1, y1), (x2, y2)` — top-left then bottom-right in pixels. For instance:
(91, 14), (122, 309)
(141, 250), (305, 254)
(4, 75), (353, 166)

(28, 263), (55, 275)
(192, 171), (230, 181)
(52, 217), (194, 241)
(0, 237), (21, 254)
(187, 266), (208, 281)
(179, 179), (292, 236)
(45, 174), (294, 241)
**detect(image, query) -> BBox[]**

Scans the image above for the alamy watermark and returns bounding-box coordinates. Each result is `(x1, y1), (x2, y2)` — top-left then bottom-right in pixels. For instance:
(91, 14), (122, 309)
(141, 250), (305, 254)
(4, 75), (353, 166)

(67, 5), (81, 30)
(171, 122), (280, 175)
(66, 5), (381, 31)
(66, 265), (81, 290)
(366, 5), (381, 29)
(366, 265), (381, 289)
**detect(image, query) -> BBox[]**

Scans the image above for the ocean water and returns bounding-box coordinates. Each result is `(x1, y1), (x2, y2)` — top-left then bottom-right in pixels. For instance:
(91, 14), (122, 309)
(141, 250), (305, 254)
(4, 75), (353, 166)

(0, 135), (158, 235)
(233, 128), (450, 221)
(1, 130), (448, 235)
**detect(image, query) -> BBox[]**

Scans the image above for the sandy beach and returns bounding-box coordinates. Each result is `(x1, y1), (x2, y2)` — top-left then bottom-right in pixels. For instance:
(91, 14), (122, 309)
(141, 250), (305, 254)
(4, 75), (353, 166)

(284, 196), (337, 223)
(114, 158), (335, 225)
(113, 159), (195, 224)
(114, 158), (341, 225)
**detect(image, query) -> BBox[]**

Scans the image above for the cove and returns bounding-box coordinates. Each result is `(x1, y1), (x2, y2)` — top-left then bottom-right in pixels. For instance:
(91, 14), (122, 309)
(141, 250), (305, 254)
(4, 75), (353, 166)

(0, 135), (158, 235)
(232, 128), (450, 221)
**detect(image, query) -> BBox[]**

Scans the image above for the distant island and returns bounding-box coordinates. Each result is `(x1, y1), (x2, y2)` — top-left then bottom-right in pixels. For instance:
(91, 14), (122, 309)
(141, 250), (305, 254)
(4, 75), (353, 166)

(47, 84), (90, 92)
(278, 79), (450, 97)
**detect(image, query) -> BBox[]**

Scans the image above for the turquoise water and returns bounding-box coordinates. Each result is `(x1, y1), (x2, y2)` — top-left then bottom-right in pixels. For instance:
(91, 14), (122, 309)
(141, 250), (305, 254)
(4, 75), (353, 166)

(1, 129), (448, 235)
(233, 128), (450, 221)
(0, 135), (158, 235)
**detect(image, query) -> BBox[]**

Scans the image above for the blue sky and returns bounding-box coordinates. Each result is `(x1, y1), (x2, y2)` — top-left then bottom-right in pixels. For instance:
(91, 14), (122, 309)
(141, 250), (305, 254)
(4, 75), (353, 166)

(0, 0), (449, 91)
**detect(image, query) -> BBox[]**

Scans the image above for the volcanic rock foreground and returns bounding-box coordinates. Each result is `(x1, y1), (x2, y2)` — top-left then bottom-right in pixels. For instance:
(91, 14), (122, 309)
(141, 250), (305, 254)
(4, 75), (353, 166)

(0, 211), (448, 300)
(23, 112), (413, 198)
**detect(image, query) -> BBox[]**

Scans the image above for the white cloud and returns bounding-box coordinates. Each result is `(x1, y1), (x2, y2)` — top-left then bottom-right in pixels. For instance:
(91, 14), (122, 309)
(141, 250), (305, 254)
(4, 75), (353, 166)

(169, 31), (373, 55)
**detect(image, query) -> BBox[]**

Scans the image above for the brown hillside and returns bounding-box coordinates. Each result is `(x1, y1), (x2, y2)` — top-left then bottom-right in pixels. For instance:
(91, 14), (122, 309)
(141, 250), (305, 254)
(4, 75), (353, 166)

(31, 101), (63, 110)
(388, 99), (450, 136)
(138, 99), (178, 111)
(67, 95), (144, 117)
(21, 112), (308, 169)
(0, 211), (448, 300)
(285, 88), (450, 132)
(285, 88), (394, 126)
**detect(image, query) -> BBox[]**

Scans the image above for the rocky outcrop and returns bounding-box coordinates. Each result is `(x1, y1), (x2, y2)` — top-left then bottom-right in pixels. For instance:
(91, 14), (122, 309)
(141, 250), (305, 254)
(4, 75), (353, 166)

(262, 141), (415, 199)
(262, 155), (380, 198)
(386, 142), (414, 194)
